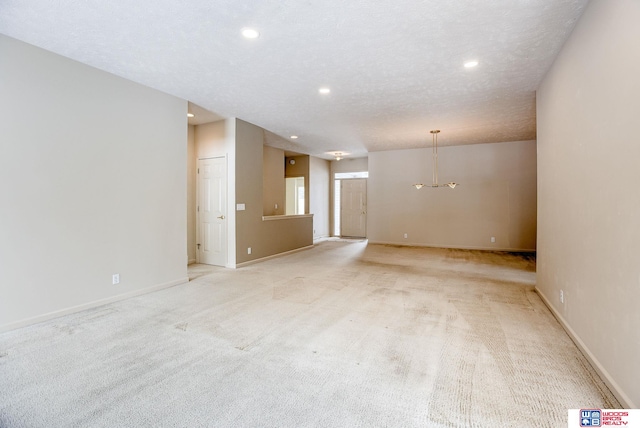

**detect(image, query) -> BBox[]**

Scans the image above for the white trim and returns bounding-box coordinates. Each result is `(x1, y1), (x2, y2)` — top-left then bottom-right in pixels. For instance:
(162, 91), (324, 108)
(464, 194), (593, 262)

(536, 287), (636, 409)
(187, 258), (197, 265)
(235, 245), (314, 268)
(0, 277), (188, 334)
(367, 240), (536, 252)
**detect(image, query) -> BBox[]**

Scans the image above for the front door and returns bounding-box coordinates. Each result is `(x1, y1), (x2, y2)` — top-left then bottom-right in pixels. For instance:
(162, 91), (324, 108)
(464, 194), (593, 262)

(197, 157), (226, 266)
(341, 178), (367, 238)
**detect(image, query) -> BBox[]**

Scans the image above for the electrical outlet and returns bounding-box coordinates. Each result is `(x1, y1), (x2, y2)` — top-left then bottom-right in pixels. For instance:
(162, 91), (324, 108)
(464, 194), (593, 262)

(491, 237), (496, 243)
(404, 233), (408, 239)
(112, 274), (120, 285)
(248, 247), (252, 255)
(560, 290), (564, 304)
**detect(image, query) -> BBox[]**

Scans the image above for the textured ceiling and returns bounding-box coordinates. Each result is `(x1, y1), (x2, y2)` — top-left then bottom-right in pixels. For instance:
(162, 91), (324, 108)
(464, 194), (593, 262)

(0, 0), (589, 158)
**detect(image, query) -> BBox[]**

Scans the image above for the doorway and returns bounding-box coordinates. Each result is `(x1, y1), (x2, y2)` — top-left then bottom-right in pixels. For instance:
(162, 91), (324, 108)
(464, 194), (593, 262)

(285, 177), (305, 215)
(340, 178), (367, 238)
(197, 157), (227, 266)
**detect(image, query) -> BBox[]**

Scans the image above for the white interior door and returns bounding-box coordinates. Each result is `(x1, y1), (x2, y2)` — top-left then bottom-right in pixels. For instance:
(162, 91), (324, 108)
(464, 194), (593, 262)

(341, 178), (367, 238)
(197, 157), (226, 266)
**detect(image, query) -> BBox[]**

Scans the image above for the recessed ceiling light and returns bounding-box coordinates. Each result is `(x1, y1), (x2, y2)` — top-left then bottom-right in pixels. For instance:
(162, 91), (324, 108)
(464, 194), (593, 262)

(241, 28), (260, 39)
(290, 135), (298, 139)
(318, 87), (331, 94)
(187, 113), (195, 118)
(464, 60), (479, 68)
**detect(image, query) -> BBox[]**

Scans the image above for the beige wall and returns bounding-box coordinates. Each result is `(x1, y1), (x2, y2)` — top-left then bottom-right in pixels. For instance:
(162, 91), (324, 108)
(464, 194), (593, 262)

(196, 120), (229, 158)
(187, 125), (196, 264)
(368, 141), (536, 250)
(263, 146), (285, 216)
(235, 119), (312, 265)
(0, 35), (188, 331)
(310, 157), (331, 239)
(331, 157), (368, 174)
(537, 0), (640, 407)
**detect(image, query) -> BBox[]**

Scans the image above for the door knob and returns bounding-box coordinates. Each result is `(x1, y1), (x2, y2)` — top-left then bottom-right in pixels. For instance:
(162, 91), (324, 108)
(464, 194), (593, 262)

(217, 215), (225, 219)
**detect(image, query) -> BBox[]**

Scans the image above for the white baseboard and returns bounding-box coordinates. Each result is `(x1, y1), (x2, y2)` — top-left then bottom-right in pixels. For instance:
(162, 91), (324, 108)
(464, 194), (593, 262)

(536, 287), (636, 409)
(367, 240), (535, 252)
(0, 277), (189, 334)
(235, 245), (314, 268)
(187, 258), (197, 265)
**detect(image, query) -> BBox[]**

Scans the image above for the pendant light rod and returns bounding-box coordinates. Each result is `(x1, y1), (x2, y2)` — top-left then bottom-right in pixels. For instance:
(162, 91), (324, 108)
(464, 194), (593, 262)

(431, 129), (440, 187)
(413, 129), (459, 189)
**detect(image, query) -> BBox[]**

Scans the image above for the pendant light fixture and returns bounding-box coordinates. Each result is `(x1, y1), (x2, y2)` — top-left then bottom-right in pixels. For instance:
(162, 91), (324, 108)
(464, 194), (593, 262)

(327, 151), (347, 161)
(413, 130), (459, 189)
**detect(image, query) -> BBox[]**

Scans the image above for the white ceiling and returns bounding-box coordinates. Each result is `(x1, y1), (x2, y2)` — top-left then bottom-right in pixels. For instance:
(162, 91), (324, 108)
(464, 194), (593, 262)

(0, 0), (589, 159)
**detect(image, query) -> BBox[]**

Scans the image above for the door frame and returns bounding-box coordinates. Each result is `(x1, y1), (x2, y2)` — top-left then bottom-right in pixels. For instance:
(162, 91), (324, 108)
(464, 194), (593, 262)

(196, 156), (227, 266)
(339, 177), (367, 238)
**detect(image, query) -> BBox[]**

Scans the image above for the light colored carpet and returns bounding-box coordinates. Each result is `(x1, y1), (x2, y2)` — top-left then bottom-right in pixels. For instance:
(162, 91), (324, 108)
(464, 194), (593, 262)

(0, 241), (619, 427)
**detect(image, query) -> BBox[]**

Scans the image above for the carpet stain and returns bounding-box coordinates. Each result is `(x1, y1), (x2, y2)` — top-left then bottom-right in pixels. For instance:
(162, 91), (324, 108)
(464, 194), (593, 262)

(175, 322), (188, 331)
(54, 324), (77, 335)
(272, 278), (327, 304)
(369, 287), (409, 297)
